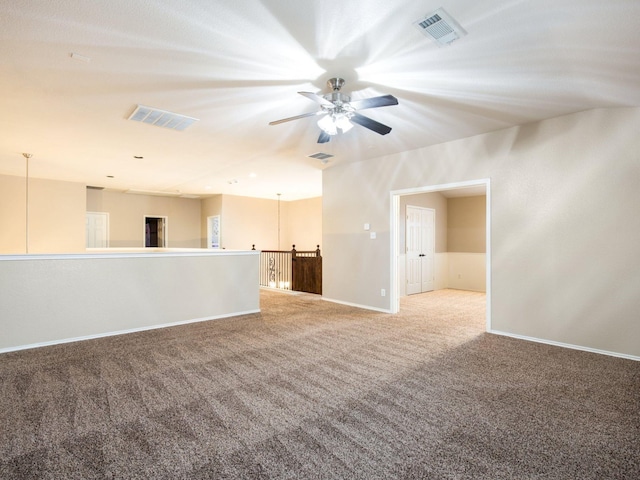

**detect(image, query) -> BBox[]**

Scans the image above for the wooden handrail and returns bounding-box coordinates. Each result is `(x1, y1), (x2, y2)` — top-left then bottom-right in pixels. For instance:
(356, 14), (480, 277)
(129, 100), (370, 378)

(253, 245), (321, 257)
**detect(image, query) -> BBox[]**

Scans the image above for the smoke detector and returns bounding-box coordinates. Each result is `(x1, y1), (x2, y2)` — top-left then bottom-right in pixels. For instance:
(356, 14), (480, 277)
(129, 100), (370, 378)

(414, 8), (467, 46)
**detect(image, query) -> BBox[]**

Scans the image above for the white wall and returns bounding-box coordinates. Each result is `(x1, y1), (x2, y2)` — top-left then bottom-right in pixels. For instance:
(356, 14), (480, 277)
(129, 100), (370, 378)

(399, 252), (485, 295)
(0, 251), (259, 351)
(323, 108), (640, 358)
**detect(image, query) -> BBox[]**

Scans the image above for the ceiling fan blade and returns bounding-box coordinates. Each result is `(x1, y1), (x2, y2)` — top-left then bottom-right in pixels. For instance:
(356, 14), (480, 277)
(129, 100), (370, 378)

(269, 111), (323, 125)
(298, 91), (335, 107)
(350, 94), (398, 110)
(317, 131), (331, 143)
(350, 113), (392, 135)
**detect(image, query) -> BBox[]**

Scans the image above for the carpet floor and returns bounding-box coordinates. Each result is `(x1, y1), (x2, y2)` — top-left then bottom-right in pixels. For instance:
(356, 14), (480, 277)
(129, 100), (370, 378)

(0, 289), (638, 479)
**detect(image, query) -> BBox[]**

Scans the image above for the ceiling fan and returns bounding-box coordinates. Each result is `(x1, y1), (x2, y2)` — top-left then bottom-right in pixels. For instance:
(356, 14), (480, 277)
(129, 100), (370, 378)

(269, 78), (398, 143)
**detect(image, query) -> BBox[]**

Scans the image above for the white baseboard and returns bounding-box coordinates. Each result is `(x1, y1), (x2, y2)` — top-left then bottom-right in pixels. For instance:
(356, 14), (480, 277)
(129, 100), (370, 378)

(0, 309), (261, 354)
(489, 329), (640, 362)
(321, 297), (392, 313)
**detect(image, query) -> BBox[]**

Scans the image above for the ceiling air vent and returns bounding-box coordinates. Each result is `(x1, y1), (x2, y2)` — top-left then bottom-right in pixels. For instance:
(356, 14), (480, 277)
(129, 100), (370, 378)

(308, 152), (334, 162)
(128, 105), (199, 131)
(414, 8), (467, 46)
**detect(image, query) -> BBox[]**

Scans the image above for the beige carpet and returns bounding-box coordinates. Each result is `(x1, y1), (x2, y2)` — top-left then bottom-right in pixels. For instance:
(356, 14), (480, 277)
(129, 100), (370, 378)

(1, 288), (638, 479)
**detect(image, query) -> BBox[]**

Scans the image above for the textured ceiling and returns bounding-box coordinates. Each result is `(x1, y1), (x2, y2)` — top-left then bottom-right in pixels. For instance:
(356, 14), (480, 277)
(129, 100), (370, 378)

(1, 0), (639, 200)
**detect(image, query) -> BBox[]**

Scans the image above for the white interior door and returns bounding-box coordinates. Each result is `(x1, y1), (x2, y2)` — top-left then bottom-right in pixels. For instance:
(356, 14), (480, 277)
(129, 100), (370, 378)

(405, 206), (435, 295)
(207, 215), (220, 248)
(86, 212), (109, 248)
(406, 207), (422, 295)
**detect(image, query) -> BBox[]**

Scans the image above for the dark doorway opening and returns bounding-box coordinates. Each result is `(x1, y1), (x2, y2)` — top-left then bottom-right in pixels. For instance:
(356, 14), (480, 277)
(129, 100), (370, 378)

(145, 217), (166, 247)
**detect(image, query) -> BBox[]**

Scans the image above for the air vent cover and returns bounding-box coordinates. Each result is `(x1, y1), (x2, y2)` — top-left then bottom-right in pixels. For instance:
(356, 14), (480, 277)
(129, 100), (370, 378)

(128, 105), (199, 131)
(308, 152), (334, 161)
(414, 8), (467, 46)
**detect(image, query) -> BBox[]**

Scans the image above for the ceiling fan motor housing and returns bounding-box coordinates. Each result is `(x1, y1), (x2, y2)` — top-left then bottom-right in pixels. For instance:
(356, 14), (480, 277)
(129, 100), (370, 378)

(323, 78), (350, 107)
(323, 91), (351, 106)
(327, 77), (345, 91)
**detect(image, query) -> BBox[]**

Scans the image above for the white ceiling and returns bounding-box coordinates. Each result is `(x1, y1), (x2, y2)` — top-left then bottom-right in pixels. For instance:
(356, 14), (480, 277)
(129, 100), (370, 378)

(1, 0), (639, 200)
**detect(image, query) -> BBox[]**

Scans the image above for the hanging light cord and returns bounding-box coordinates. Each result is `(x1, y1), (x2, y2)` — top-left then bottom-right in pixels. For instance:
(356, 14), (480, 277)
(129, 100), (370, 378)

(22, 153), (32, 253)
(277, 193), (281, 250)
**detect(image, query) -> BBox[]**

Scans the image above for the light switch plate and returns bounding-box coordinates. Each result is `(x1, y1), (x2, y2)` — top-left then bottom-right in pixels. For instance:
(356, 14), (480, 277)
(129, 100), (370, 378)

(364, 223), (370, 230)
(370, 232), (376, 239)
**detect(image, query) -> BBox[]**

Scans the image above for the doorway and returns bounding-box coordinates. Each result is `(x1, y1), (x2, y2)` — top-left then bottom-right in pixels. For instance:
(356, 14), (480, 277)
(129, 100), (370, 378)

(390, 179), (491, 330)
(207, 215), (220, 248)
(144, 216), (167, 247)
(86, 212), (109, 248)
(406, 206), (435, 295)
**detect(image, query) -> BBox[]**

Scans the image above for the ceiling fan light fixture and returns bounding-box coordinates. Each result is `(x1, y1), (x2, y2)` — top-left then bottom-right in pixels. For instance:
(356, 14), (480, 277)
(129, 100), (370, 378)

(318, 112), (354, 135)
(335, 115), (353, 133)
(318, 115), (338, 135)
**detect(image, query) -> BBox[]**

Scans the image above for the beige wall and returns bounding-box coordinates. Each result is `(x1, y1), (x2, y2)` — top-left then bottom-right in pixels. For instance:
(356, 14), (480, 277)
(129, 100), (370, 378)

(284, 196), (322, 251)
(201, 194), (322, 251)
(87, 189), (201, 248)
(322, 107), (640, 358)
(0, 174), (85, 253)
(217, 195), (282, 250)
(201, 194), (222, 248)
(447, 196), (486, 253)
(0, 174), (26, 253)
(1, 183), (321, 253)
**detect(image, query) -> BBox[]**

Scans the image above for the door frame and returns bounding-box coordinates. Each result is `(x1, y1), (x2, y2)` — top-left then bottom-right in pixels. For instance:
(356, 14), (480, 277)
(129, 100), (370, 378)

(390, 178), (491, 331)
(143, 215), (168, 248)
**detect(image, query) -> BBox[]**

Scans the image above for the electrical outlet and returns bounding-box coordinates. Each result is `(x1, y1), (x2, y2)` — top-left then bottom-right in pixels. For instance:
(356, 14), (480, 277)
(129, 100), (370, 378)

(381, 289), (386, 297)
